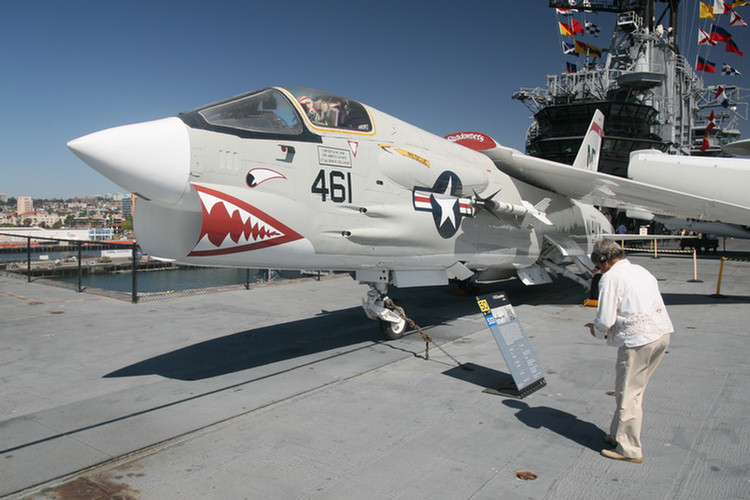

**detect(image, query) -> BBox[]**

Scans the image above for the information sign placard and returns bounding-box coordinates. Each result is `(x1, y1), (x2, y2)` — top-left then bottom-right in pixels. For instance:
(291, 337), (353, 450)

(476, 291), (546, 398)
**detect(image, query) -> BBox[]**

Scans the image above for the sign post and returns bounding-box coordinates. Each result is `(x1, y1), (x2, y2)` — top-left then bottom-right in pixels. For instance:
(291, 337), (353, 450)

(476, 291), (546, 398)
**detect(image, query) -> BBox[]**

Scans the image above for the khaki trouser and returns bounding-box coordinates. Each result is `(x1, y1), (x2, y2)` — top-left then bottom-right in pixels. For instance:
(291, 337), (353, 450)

(610, 333), (670, 459)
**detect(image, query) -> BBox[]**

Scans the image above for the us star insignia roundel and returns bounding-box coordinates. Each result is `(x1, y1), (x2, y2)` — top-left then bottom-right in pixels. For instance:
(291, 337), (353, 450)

(412, 171), (473, 239)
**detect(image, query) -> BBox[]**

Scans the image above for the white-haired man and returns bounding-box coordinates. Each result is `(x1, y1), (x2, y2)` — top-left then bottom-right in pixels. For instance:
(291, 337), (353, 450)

(585, 238), (673, 463)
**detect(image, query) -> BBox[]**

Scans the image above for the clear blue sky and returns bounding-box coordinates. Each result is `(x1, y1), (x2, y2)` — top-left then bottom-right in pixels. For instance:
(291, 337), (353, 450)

(1, 0), (748, 199)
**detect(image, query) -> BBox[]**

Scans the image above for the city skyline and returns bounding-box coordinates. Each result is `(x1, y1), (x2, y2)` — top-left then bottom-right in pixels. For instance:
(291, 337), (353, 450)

(0, 193), (130, 203)
(2, 1), (749, 199)
(0, 192), (136, 230)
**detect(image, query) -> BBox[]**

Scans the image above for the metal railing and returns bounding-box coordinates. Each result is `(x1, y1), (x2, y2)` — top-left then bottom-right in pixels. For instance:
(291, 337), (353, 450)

(0, 233), (313, 303)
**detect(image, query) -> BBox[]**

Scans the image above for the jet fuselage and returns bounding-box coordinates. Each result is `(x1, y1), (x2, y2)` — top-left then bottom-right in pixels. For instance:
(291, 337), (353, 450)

(69, 87), (611, 282)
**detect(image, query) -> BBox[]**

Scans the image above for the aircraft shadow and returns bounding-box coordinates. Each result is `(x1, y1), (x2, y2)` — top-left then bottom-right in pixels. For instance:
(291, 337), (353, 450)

(104, 279), (588, 382)
(105, 306), (379, 381)
(662, 292), (750, 305)
(105, 285), (487, 381)
(502, 281), (587, 306)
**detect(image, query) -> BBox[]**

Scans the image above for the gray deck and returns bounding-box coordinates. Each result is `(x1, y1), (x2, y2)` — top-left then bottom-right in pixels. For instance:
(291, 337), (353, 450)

(2, 241), (749, 499)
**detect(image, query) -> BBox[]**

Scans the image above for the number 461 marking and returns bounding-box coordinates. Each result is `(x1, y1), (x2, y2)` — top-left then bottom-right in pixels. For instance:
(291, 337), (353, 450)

(311, 169), (353, 203)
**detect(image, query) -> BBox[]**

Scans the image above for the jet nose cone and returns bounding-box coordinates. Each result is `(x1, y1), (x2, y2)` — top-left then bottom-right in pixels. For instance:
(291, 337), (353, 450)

(67, 117), (191, 207)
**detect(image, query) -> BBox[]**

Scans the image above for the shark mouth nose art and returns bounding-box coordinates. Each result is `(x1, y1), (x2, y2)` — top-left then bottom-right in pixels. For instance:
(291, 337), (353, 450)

(188, 184), (303, 257)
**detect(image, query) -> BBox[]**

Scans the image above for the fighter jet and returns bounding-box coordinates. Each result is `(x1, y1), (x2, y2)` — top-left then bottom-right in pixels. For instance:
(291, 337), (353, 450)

(67, 87), (750, 338)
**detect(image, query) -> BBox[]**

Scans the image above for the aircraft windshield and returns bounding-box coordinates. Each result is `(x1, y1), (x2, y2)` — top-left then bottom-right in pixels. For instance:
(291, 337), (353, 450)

(198, 89), (303, 135)
(286, 88), (372, 132)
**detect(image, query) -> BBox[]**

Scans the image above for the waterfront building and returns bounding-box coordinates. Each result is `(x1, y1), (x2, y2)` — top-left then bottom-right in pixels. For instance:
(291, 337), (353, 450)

(17, 196), (33, 215)
(89, 227), (115, 241)
(3, 211), (63, 228)
(121, 194), (135, 218)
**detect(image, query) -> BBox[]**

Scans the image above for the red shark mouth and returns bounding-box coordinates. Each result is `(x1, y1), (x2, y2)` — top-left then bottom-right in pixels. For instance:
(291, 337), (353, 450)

(188, 184), (303, 257)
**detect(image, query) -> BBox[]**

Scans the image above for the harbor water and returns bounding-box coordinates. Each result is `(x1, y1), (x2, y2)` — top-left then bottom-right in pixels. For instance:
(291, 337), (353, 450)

(53, 266), (272, 294)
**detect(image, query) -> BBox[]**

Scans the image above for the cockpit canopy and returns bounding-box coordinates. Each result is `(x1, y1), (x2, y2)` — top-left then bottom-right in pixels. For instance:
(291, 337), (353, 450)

(197, 88), (302, 135)
(285, 88), (372, 132)
(180, 87), (372, 139)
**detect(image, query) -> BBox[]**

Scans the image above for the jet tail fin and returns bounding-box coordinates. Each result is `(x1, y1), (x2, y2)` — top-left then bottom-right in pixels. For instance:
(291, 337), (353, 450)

(445, 111), (604, 175)
(571, 109), (604, 171)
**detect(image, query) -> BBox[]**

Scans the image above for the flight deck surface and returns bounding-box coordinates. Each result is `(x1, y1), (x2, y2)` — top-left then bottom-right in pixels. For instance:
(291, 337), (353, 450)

(2, 242), (749, 499)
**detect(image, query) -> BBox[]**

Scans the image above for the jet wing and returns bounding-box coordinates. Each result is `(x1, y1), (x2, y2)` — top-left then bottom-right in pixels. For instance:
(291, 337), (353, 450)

(446, 134), (750, 226)
(486, 145), (750, 226)
(447, 109), (750, 226)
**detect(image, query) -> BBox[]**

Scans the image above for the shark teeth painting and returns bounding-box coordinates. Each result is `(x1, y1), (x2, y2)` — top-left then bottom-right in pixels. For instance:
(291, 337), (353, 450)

(188, 184), (303, 257)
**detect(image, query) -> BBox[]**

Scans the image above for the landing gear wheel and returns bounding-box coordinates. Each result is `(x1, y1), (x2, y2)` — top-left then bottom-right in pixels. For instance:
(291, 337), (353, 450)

(379, 304), (407, 340)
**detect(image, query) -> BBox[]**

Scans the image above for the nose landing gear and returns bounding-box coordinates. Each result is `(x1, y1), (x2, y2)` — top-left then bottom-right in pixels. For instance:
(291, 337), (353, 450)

(361, 281), (407, 340)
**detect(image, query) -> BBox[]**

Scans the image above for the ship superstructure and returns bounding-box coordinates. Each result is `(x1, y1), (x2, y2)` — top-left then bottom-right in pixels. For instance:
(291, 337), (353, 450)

(513, 0), (748, 177)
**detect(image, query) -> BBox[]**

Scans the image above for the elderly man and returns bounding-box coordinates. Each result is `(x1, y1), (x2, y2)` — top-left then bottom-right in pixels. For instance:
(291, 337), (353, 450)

(585, 238), (673, 463)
